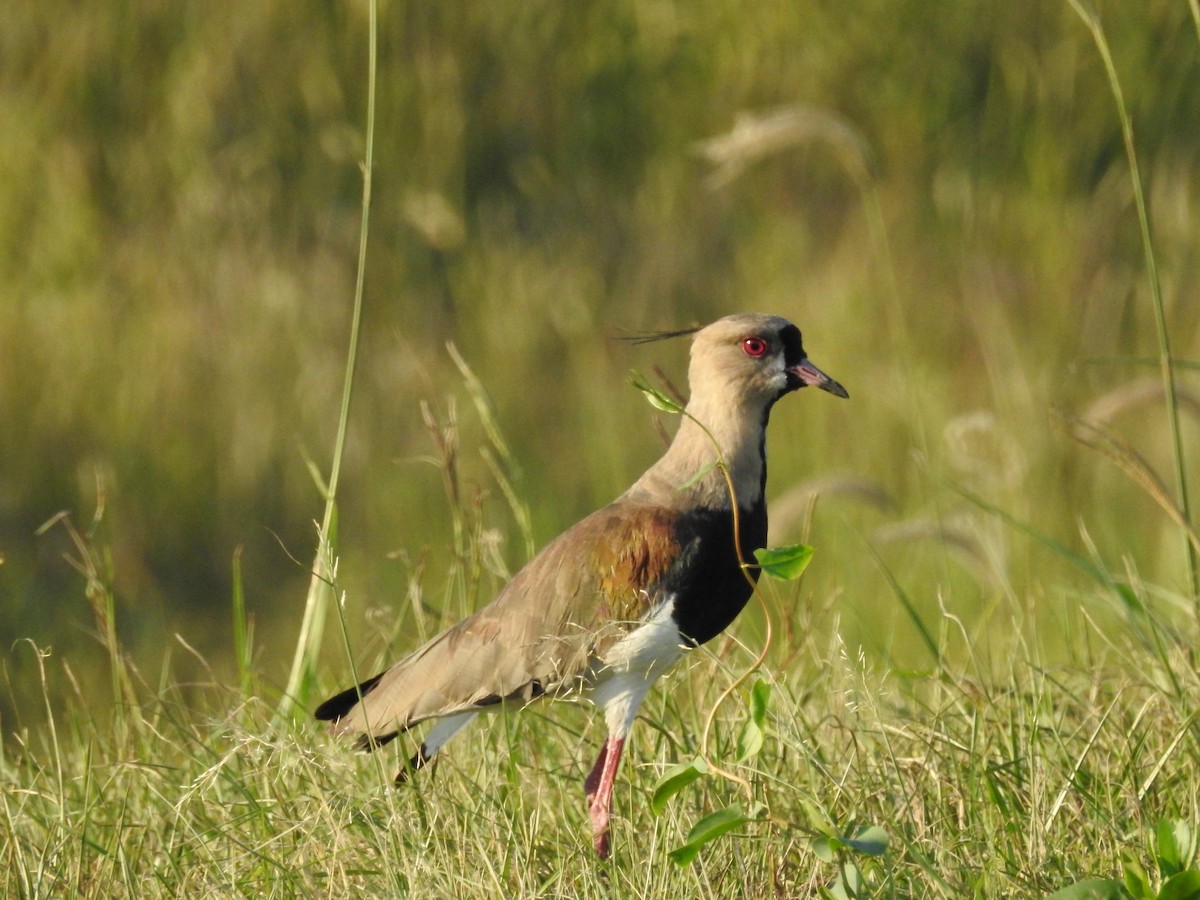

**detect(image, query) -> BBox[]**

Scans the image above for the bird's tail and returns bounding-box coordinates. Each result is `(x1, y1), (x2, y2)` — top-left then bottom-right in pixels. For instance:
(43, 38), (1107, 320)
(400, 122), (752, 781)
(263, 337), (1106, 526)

(314, 671), (411, 750)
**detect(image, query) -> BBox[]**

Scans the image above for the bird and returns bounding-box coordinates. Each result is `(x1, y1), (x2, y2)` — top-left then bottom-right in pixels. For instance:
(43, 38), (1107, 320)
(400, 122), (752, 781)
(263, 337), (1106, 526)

(315, 312), (847, 860)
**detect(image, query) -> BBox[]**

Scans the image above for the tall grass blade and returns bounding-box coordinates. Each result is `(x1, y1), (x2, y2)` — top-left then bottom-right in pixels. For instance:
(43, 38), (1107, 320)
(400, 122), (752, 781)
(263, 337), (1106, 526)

(1137, 709), (1200, 801)
(279, 0), (378, 719)
(865, 541), (942, 668)
(1066, 0), (1198, 602)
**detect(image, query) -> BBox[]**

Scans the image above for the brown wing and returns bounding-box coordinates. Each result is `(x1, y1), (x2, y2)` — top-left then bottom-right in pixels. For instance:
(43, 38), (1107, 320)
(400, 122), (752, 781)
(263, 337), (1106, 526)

(322, 495), (682, 741)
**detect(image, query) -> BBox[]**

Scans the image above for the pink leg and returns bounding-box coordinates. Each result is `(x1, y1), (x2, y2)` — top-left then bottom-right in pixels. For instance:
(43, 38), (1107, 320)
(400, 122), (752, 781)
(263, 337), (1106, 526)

(584, 735), (625, 860)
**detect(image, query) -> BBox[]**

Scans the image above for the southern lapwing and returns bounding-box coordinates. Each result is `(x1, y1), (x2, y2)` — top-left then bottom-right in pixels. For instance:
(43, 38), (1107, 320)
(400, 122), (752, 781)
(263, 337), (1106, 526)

(315, 313), (847, 859)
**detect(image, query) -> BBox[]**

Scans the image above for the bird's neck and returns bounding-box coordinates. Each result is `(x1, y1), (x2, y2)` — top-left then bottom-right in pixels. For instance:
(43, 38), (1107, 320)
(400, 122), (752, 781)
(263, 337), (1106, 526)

(639, 397), (770, 510)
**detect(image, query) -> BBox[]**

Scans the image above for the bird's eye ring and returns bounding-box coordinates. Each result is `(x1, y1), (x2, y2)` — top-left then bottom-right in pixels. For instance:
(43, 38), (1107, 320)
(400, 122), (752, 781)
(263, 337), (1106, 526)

(741, 337), (768, 358)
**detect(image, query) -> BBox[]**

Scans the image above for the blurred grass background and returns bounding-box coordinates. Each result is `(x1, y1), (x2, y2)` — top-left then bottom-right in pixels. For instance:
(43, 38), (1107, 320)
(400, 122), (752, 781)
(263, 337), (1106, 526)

(1, 0), (1198, 723)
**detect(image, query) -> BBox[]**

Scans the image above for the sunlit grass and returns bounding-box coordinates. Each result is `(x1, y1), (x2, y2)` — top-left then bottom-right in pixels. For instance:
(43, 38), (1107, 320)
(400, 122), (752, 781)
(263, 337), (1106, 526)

(4, 561), (1198, 896)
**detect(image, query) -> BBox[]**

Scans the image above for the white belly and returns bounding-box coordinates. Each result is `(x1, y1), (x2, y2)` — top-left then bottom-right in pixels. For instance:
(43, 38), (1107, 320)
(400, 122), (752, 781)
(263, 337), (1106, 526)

(587, 599), (686, 738)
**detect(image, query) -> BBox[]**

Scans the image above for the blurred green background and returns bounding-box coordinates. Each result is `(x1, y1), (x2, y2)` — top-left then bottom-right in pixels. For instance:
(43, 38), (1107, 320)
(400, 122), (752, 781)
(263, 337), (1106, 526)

(2, 1), (1198, 717)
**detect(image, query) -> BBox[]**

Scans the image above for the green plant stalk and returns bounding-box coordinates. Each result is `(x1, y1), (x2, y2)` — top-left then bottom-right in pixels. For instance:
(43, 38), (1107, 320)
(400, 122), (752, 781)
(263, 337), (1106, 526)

(279, 0), (377, 719)
(1067, 0), (1199, 604)
(232, 546), (252, 699)
(82, 496), (124, 719)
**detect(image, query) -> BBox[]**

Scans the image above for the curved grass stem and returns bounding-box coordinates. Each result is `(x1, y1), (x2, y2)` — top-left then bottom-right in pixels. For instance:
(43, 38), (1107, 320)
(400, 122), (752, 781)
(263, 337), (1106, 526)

(1066, 0), (1198, 607)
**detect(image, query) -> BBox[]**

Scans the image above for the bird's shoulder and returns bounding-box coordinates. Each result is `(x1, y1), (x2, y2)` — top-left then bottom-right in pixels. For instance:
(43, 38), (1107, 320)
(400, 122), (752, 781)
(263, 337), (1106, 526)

(491, 491), (687, 629)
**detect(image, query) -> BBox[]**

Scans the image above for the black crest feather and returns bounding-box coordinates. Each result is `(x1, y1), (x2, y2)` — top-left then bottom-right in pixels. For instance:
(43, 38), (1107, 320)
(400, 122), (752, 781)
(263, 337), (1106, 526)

(615, 325), (702, 345)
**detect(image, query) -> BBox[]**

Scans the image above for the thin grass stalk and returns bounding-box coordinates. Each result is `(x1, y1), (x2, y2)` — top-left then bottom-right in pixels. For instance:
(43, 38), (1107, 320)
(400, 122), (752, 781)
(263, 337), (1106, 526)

(329, 574), (395, 793)
(280, 0), (377, 718)
(1055, 411), (1200, 556)
(84, 494), (127, 721)
(1066, 0), (1199, 605)
(231, 546), (252, 699)
(448, 343), (536, 560)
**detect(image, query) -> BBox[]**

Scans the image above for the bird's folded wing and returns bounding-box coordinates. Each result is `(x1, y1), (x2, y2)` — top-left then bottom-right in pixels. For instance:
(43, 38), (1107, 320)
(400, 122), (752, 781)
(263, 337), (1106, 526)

(325, 497), (683, 741)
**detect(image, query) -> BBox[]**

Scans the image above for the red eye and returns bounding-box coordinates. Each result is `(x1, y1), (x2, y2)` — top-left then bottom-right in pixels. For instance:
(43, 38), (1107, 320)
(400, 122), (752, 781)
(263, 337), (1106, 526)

(741, 337), (768, 358)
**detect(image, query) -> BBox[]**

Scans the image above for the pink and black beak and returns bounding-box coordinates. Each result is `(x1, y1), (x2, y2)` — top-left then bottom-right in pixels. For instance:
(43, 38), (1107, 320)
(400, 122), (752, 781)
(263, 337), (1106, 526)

(788, 358), (848, 398)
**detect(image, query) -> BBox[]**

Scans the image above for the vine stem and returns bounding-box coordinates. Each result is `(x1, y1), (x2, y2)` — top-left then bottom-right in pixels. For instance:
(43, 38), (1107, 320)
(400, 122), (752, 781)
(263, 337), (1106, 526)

(669, 405), (776, 801)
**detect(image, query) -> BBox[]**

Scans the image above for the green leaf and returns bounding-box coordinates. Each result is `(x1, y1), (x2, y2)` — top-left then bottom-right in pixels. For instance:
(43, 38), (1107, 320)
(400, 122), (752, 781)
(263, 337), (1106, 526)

(631, 371), (685, 414)
(1158, 870), (1200, 900)
(812, 826), (889, 868)
(749, 678), (770, 723)
(1045, 878), (1135, 900)
(736, 679), (771, 762)
(846, 825), (889, 857)
(828, 861), (863, 900)
(1122, 853), (1153, 899)
(736, 720), (763, 763)
(650, 756), (707, 816)
(812, 835), (846, 864)
(800, 800), (836, 834)
(669, 804), (754, 866)
(754, 544), (815, 580)
(1158, 820), (1195, 876)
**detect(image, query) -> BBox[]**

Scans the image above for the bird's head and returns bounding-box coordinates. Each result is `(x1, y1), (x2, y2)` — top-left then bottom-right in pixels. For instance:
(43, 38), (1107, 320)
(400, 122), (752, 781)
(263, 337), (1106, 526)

(631, 313), (847, 505)
(686, 313), (848, 414)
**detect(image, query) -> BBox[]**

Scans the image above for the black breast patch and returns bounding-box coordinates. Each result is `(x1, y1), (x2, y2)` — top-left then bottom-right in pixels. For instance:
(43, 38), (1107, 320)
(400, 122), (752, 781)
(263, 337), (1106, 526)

(662, 502), (768, 647)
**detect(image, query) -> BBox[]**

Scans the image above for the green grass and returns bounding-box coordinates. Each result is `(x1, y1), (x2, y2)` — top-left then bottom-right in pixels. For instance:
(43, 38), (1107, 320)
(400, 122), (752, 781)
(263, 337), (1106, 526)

(4, 563), (1198, 896)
